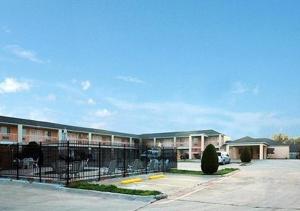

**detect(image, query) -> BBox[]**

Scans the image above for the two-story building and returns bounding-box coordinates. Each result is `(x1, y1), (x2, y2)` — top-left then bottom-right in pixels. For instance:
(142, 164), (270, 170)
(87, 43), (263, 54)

(0, 115), (225, 159)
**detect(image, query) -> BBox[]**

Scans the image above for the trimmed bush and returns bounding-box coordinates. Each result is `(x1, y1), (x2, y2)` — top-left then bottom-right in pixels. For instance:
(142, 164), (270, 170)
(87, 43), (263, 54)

(201, 144), (219, 174)
(240, 147), (252, 163)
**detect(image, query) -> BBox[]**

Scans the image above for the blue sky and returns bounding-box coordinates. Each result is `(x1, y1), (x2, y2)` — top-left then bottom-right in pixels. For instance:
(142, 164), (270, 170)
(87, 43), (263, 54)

(0, 1), (299, 139)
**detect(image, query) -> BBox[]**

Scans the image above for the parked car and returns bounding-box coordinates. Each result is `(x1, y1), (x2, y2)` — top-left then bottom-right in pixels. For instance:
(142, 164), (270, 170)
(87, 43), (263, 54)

(217, 151), (231, 165)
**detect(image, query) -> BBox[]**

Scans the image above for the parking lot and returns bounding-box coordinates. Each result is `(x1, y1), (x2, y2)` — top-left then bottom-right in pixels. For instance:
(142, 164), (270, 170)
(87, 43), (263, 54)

(143, 160), (300, 210)
(0, 160), (299, 211)
(103, 161), (241, 198)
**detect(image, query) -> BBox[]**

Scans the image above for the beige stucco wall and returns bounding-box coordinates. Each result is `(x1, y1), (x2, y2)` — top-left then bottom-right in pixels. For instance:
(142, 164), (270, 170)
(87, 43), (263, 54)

(176, 137), (189, 148)
(267, 146), (290, 159)
(229, 147), (240, 159)
(205, 136), (219, 148)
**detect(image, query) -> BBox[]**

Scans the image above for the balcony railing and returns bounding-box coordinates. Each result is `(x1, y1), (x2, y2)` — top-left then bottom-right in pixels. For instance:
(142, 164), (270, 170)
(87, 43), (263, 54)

(0, 133), (18, 142)
(176, 142), (188, 147)
(22, 135), (59, 144)
(68, 138), (89, 144)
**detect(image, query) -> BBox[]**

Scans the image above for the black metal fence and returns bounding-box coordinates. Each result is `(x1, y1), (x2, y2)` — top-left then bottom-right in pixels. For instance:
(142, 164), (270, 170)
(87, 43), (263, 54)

(0, 141), (177, 185)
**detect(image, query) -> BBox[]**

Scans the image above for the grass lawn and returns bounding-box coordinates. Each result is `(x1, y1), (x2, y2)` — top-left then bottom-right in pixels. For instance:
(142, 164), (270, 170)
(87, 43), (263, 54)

(68, 182), (161, 196)
(178, 159), (201, 162)
(168, 168), (239, 175)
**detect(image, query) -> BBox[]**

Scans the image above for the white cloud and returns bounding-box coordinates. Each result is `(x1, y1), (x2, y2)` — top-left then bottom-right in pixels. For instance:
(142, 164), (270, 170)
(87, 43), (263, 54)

(4, 45), (45, 63)
(116, 75), (145, 84)
(231, 81), (259, 95)
(27, 110), (54, 122)
(81, 80), (91, 90)
(0, 78), (30, 94)
(88, 122), (107, 129)
(106, 98), (300, 139)
(95, 109), (113, 118)
(87, 98), (96, 105)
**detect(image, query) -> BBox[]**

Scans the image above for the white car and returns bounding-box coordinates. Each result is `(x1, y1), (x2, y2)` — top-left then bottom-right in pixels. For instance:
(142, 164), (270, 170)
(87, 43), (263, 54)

(217, 151), (231, 165)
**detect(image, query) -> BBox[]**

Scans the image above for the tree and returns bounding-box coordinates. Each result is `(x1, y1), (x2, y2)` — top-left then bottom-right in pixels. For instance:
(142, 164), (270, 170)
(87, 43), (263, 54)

(201, 144), (219, 174)
(240, 147), (251, 163)
(272, 133), (289, 143)
(22, 141), (43, 165)
(22, 141), (40, 160)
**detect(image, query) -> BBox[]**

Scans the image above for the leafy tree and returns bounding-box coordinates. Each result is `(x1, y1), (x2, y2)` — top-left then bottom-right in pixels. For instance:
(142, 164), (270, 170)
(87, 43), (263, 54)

(22, 141), (40, 160)
(240, 147), (251, 163)
(272, 133), (289, 143)
(201, 144), (219, 174)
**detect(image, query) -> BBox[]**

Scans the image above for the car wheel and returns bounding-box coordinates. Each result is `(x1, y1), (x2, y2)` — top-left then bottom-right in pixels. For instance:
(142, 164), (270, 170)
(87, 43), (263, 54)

(222, 160), (225, 165)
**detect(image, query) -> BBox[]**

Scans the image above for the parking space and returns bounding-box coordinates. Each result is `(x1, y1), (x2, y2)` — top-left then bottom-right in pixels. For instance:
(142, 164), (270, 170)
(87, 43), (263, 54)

(101, 162), (241, 198)
(114, 174), (220, 198)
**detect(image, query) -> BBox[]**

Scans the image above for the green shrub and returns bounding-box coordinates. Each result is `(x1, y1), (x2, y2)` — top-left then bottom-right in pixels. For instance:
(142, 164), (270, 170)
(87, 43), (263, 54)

(201, 144), (219, 174)
(240, 147), (252, 163)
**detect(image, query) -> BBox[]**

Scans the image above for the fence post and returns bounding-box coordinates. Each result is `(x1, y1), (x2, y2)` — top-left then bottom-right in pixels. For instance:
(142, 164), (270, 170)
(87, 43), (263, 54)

(145, 146), (148, 174)
(16, 143), (19, 180)
(39, 142), (42, 182)
(162, 146), (165, 172)
(123, 144), (126, 177)
(98, 142), (101, 181)
(175, 147), (177, 169)
(66, 141), (70, 186)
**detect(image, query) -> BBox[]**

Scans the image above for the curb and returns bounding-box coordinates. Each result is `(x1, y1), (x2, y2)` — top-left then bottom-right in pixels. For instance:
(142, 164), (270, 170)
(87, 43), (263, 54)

(0, 178), (166, 202)
(60, 186), (161, 202)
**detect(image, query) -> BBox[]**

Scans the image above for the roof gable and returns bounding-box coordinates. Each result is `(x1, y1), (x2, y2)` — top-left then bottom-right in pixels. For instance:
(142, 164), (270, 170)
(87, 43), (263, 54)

(231, 136), (287, 146)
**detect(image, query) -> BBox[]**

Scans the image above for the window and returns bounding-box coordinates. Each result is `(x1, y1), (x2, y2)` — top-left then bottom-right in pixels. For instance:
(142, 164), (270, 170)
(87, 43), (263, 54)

(267, 148), (274, 154)
(45, 131), (51, 137)
(0, 126), (8, 134)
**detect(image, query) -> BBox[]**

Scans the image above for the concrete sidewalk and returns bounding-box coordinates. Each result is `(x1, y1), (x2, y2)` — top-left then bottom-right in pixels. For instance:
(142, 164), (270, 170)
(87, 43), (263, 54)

(0, 179), (147, 211)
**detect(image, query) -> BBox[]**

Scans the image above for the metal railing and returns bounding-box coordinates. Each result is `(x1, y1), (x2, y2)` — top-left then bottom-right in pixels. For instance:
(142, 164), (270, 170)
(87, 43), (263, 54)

(0, 141), (177, 185)
(22, 135), (59, 144)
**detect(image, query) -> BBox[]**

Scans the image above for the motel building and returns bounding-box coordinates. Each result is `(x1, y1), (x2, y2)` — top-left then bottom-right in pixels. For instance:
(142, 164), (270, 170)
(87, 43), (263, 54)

(0, 116), (290, 160)
(225, 136), (290, 160)
(0, 116), (225, 159)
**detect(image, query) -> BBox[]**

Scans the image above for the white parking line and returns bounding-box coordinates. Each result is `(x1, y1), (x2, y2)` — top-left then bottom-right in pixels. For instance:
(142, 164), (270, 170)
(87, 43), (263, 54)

(157, 176), (229, 205)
